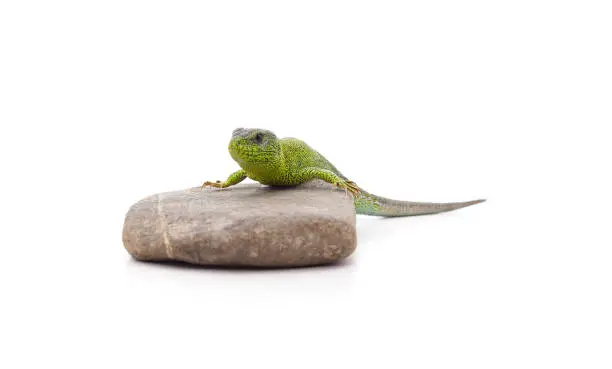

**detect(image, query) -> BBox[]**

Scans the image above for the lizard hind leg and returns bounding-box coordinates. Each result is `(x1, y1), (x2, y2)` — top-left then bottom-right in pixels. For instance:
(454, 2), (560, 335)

(298, 167), (362, 198)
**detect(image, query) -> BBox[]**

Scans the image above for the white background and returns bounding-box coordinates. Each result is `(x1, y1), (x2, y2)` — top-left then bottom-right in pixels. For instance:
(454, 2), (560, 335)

(1, 1), (611, 368)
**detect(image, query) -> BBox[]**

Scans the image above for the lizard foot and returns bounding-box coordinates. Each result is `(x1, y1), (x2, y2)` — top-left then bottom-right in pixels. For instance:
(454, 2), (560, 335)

(201, 180), (224, 191)
(336, 180), (361, 198)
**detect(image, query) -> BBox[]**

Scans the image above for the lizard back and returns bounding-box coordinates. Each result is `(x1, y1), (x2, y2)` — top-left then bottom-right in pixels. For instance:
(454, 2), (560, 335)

(279, 137), (348, 180)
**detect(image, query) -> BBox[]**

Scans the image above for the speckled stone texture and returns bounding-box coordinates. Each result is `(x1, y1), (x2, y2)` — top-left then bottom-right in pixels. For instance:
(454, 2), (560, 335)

(122, 181), (357, 267)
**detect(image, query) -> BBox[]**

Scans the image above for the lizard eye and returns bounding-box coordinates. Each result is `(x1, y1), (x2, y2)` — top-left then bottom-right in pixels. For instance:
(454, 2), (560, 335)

(254, 133), (264, 144)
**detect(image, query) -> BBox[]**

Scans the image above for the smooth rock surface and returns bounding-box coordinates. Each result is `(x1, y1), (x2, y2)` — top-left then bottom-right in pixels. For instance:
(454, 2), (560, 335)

(122, 181), (357, 267)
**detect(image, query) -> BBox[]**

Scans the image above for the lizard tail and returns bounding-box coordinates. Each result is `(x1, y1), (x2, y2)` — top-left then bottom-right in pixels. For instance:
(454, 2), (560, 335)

(354, 191), (485, 217)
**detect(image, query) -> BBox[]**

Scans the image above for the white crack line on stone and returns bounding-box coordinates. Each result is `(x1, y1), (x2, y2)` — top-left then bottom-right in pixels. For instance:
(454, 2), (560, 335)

(157, 193), (174, 258)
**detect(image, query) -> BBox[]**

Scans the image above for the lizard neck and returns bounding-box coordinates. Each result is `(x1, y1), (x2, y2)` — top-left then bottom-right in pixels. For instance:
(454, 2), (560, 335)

(238, 153), (289, 185)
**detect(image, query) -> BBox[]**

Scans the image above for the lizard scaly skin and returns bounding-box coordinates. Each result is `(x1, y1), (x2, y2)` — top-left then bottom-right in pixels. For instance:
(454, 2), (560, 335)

(202, 128), (485, 217)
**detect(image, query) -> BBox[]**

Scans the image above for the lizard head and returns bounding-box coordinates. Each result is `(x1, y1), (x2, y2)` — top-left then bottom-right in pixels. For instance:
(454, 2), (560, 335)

(228, 128), (281, 167)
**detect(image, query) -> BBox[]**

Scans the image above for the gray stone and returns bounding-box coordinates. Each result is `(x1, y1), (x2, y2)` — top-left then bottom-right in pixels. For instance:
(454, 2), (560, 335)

(122, 181), (357, 267)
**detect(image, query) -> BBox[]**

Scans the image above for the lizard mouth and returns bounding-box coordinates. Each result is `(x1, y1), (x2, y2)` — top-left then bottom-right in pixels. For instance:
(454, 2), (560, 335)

(230, 146), (276, 163)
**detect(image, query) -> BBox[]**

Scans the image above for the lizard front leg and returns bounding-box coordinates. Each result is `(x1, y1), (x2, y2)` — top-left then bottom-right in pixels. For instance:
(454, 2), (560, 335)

(201, 169), (247, 190)
(298, 167), (361, 197)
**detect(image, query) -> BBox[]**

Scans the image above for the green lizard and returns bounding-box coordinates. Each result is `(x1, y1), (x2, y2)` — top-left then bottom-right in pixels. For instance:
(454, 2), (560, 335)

(201, 128), (485, 217)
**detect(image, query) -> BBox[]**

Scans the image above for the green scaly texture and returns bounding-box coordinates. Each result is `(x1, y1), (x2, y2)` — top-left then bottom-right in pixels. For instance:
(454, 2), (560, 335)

(201, 128), (485, 217)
